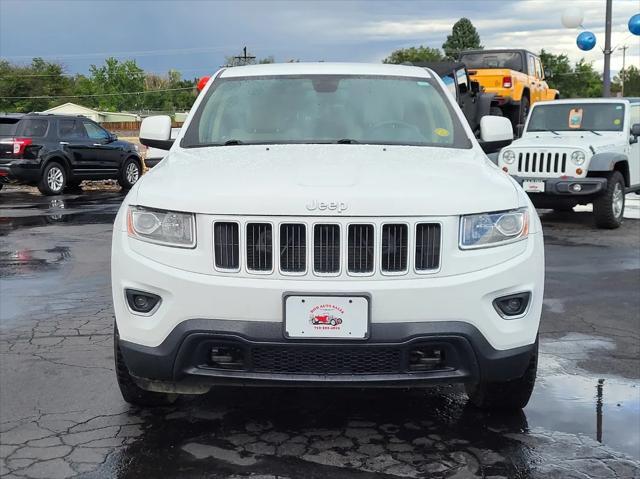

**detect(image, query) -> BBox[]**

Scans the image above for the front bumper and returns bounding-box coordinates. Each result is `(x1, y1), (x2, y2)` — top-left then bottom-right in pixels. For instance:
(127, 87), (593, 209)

(513, 176), (607, 196)
(119, 319), (537, 390)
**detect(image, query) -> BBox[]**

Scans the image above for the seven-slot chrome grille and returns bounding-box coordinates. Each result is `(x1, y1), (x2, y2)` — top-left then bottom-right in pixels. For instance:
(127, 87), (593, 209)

(213, 221), (441, 275)
(516, 150), (568, 176)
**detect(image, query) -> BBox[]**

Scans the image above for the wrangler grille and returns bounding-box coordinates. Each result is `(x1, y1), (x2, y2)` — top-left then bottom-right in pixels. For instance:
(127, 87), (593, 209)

(517, 151), (567, 175)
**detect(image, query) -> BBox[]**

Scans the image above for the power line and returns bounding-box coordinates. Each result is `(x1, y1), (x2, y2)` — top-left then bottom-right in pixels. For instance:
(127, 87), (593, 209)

(0, 67), (215, 79)
(0, 87), (194, 100)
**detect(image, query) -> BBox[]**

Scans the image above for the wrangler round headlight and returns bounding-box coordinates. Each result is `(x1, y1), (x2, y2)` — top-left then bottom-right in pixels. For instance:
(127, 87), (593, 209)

(571, 150), (586, 166)
(502, 150), (516, 164)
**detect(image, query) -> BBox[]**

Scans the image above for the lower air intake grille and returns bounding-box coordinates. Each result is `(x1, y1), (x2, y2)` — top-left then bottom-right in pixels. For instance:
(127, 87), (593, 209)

(314, 224), (340, 273)
(280, 224), (306, 273)
(381, 224), (408, 272)
(246, 223), (273, 271)
(214, 222), (239, 270)
(348, 224), (374, 273)
(251, 346), (403, 374)
(415, 223), (441, 271)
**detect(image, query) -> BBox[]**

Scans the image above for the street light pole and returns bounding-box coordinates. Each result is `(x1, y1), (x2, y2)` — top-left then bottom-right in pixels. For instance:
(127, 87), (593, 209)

(603, 0), (613, 97)
(621, 45), (628, 97)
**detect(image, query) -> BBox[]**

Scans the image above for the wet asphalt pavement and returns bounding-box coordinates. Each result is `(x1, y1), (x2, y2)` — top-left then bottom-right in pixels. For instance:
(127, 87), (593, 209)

(1, 186), (639, 479)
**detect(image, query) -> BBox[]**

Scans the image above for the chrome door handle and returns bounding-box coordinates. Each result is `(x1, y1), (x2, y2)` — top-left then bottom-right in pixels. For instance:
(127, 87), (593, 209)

(59, 141), (69, 145)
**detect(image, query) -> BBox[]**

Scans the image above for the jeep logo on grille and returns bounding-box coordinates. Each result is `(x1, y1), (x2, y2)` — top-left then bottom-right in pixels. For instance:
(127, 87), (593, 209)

(306, 200), (349, 214)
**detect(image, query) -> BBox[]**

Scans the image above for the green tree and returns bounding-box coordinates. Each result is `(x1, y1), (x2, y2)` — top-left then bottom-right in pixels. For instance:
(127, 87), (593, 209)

(0, 58), (73, 112)
(538, 50), (602, 98)
(87, 57), (145, 111)
(383, 46), (444, 64)
(612, 65), (640, 97)
(442, 18), (482, 59)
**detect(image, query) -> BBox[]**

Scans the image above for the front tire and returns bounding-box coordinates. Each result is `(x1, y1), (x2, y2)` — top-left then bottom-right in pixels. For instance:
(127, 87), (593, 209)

(465, 339), (538, 410)
(38, 162), (66, 195)
(114, 325), (176, 407)
(118, 158), (141, 190)
(593, 171), (625, 229)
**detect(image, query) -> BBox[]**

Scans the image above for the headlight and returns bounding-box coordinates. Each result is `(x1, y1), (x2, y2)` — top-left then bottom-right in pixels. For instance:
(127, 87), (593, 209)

(502, 150), (516, 164)
(571, 150), (586, 165)
(460, 208), (529, 249)
(127, 206), (196, 248)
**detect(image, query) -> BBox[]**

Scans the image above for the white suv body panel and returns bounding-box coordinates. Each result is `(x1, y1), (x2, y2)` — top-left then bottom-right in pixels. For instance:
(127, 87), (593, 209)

(112, 62), (544, 389)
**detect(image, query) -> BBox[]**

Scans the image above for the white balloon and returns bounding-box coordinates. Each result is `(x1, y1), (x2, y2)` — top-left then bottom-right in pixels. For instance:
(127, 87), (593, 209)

(561, 7), (584, 28)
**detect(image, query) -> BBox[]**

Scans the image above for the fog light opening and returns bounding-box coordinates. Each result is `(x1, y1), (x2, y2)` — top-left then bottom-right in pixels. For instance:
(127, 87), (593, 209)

(571, 183), (583, 192)
(125, 289), (161, 314)
(493, 292), (531, 319)
(409, 346), (445, 371)
(209, 345), (245, 370)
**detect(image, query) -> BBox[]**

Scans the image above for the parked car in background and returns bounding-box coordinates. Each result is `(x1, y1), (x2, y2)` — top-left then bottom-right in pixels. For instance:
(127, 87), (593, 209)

(113, 62), (544, 411)
(418, 62), (509, 152)
(0, 113), (142, 195)
(144, 128), (180, 168)
(459, 49), (559, 129)
(498, 99), (640, 228)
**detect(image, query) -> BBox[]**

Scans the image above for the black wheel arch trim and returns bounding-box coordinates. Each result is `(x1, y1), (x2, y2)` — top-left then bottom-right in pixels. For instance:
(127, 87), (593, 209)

(589, 153), (630, 185)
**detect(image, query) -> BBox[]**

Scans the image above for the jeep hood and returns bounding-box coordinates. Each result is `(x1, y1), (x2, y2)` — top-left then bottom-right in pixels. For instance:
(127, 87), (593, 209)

(515, 132), (624, 151)
(135, 144), (520, 216)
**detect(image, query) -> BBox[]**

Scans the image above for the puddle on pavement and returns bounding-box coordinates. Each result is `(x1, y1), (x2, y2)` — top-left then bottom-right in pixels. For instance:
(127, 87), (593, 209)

(527, 335), (640, 459)
(0, 246), (71, 277)
(0, 193), (120, 235)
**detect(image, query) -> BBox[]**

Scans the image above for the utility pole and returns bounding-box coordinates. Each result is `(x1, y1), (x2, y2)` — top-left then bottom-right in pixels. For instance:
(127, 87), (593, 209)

(603, 0), (613, 97)
(233, 46), (256, 67)
(621, 45), (628, 97)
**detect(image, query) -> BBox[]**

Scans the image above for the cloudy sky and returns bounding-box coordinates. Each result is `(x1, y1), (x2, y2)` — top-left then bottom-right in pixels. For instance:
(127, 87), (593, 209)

(0, 0), (638, 78)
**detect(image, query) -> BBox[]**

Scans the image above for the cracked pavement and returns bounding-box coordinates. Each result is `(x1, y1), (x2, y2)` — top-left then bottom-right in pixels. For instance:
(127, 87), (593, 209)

(1, 187), (639, 478)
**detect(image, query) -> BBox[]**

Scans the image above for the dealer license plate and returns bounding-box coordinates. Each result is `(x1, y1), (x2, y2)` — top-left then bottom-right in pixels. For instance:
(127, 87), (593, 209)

(284, 295), (369, 339)
(523, 180), (545, 193)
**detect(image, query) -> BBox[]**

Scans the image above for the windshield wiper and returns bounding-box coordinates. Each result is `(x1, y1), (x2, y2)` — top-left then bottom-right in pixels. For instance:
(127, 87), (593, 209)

(586, 130), (602, 136)
(550, 130), (560, 135)
(223, 139), (244, 145)
(335, 139), (359, 144)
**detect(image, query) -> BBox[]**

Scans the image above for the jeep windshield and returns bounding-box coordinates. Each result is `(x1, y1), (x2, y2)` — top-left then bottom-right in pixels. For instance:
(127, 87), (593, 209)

(459, 52), (523, 72)
(182, 75), (471, 149)
(527, 103), (625, 133)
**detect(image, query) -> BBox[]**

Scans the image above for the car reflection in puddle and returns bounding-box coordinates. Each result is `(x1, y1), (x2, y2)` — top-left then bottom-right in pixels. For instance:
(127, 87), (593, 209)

(0, 246), (71, 277)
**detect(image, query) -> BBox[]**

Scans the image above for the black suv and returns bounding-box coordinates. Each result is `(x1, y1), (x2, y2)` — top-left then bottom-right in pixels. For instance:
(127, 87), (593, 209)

(0, 113), (142, 195)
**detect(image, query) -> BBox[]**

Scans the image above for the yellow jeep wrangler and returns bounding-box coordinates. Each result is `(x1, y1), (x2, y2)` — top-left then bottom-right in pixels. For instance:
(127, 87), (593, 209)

(459, 49), (559, 129)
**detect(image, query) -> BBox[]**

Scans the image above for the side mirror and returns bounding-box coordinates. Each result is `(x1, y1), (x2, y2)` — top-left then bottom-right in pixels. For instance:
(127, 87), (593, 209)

(631, 123), (640, 137)
(470, 80), (480, 94)
(139, 115), (174, 150)
(480, 115), (513, 143)
(544, 69), (552, 79)
(109, 133), (117, 142)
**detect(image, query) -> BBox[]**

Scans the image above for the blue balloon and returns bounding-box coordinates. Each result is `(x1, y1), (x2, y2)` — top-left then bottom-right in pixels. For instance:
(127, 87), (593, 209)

(629, 13), (640, 36)
(577, 31), (596, 51)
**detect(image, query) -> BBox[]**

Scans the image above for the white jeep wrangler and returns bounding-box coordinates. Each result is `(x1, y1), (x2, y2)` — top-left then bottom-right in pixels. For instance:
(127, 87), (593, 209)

(498, 99), (640, 228)
(112, 63), (544, 411)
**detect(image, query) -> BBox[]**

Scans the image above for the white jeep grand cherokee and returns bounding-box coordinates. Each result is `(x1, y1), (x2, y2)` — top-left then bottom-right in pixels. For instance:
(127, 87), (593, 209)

(112, 63), (544, 410)
(498, 99), (640, 228)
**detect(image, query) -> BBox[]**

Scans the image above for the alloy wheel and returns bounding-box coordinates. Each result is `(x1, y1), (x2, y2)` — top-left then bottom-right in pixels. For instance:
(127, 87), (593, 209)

(126, 162), (139, 184)
(47, 166), (64, 192)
